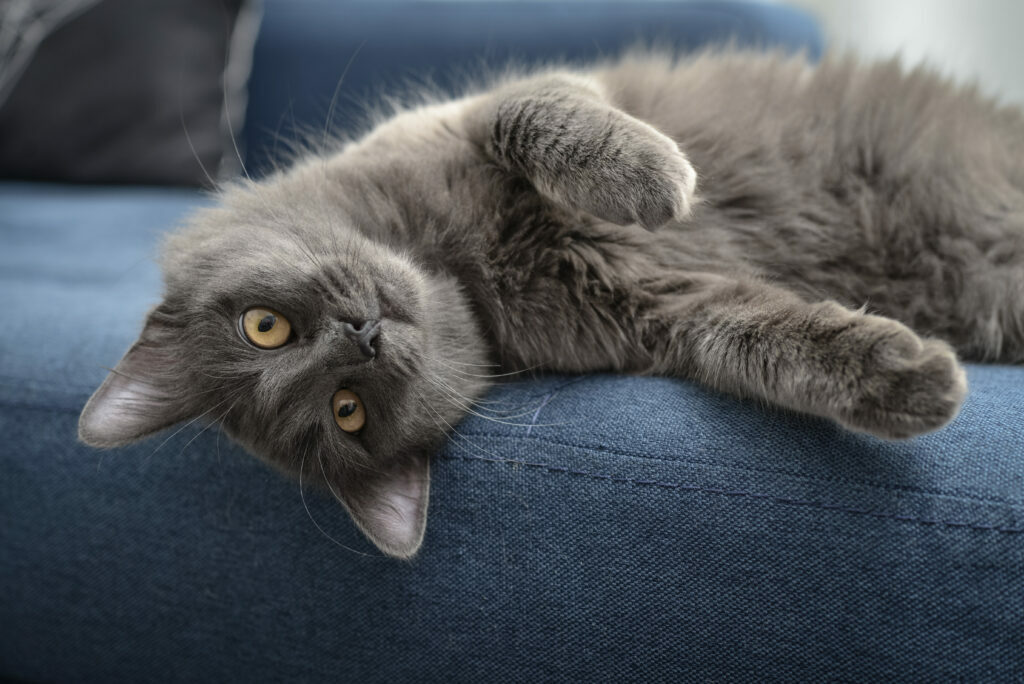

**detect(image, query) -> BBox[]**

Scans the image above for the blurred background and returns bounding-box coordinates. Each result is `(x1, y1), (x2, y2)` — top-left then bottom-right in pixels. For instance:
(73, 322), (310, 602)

(795, 0), (1024, 105)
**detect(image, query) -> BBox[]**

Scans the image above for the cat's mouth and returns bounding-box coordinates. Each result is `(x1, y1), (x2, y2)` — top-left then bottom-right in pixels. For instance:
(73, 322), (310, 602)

(351, 317), (424, 381)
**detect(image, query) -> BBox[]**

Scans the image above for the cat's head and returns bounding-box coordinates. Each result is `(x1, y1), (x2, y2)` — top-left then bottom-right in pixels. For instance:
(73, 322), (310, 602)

(78, 161), (490, 559)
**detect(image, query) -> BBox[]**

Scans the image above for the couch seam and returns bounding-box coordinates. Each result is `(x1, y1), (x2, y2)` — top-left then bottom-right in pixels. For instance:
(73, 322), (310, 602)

(4, 396), (1022, 511)
(442, 452), (1024, 535)
(456, 429), (1024, 509)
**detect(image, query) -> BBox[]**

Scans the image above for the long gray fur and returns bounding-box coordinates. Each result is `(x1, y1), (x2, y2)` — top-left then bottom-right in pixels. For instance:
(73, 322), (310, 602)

(79, 50), (1024, 557)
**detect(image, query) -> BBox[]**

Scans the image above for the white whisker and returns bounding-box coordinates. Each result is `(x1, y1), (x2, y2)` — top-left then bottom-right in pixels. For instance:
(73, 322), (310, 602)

(299, 443), (377, 558)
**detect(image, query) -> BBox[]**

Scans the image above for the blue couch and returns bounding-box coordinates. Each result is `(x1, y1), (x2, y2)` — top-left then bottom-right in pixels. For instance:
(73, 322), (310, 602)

(3, 2), (1022, 681)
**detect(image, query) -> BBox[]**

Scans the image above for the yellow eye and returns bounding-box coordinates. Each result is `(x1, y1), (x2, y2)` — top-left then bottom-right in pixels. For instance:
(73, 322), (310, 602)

(241, 307), (292, 349)
(332, 389), (366, 433)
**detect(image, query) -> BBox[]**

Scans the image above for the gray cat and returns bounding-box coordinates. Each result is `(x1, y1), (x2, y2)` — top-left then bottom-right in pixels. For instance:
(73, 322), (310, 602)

(78, 50), (1024, 558)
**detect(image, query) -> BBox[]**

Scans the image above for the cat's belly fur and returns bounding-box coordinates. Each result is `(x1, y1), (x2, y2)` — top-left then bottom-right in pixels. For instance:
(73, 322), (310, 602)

(590, 53), (1024, 361)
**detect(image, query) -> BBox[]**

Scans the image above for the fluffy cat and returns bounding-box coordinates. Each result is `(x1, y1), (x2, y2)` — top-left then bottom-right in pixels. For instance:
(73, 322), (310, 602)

(79, 50), (1024, 558)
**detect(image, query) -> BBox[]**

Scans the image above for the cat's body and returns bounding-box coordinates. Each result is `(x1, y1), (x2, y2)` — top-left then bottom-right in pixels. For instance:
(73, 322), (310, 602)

(602, 53), (1024, 361)
(79, 51), (1024, 557)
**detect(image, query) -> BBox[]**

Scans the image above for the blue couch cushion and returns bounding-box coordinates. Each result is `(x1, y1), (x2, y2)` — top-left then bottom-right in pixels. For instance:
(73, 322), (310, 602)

(2, 178), (1023, 680)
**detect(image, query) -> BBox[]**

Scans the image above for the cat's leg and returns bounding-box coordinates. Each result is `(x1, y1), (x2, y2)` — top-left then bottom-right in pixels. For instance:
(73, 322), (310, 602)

(645, 275), (968, 439)
(463, 74), (697, 230)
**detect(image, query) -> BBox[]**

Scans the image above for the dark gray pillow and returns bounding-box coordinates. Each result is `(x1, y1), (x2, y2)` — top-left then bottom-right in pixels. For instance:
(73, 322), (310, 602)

(0, 0), (260, 186)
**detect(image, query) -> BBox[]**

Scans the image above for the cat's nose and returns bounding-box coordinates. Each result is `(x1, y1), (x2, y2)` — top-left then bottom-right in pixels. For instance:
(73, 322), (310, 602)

(341, 319), (381, 359)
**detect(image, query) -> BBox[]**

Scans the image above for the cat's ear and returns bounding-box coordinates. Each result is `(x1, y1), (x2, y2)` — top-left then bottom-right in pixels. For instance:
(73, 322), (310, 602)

(334, 455), (431, 559)
(78, 305), (194, 448)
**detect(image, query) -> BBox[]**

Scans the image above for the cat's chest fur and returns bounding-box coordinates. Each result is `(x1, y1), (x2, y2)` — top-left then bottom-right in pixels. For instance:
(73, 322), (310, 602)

(446, 180), (733, 373)
(326, 143), (671, 371)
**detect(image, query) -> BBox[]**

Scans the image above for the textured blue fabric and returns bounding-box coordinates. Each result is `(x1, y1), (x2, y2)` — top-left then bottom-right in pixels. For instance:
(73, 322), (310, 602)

(4, 3), (1024, 681)
(243, 0), (824, 173)
(2, 179), (1024, 683)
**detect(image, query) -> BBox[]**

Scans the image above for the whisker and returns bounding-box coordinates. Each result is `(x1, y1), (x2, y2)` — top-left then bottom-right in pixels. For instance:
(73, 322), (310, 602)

(299, 444), (377, 557)
(146, 393), (236, 459)
(175, 394), (242, 458)
(415, 390), (525, 462)
(425, 376), (544, 422)
(322, 39), (367, 153)
(178, 76), (217, 190)
(434, 355), (543, 379)
(424, 375), (564, 427)
(426, 369), (548, 413)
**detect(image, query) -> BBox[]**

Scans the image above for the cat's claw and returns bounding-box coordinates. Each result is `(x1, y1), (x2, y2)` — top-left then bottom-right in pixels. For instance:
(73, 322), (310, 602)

(836, 321), (968, 439)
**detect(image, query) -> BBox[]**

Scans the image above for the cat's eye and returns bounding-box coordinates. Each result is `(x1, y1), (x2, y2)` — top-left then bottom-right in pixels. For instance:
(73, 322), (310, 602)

(332, 389), (366, 433)
(241, 307), (292, 349)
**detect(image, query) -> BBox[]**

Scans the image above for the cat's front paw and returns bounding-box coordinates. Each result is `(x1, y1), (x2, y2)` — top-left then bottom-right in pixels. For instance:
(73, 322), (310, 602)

(575, 117), (698, 230)
(482, 78), (698, 230)
(836, 320), (967, 439)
